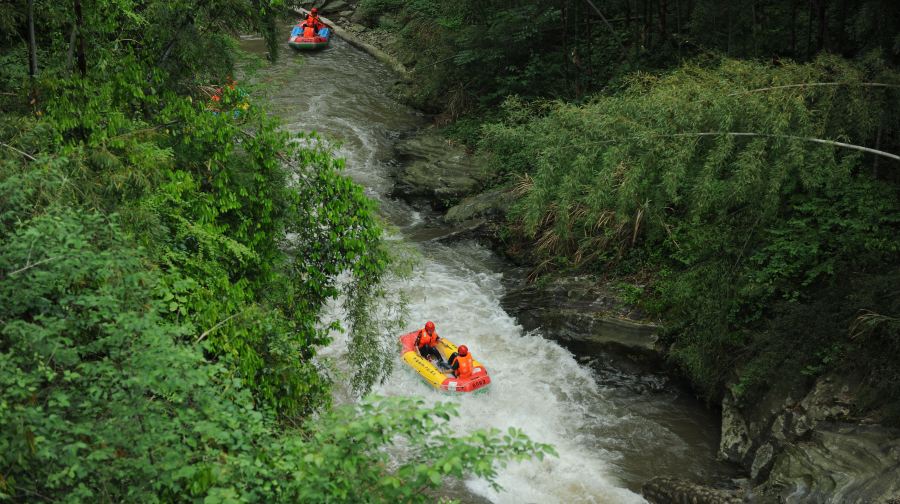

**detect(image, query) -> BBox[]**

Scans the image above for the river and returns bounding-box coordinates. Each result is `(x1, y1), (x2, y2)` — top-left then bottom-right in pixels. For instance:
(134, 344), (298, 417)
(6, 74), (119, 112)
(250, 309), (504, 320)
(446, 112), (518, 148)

(240, 31), (739, 504)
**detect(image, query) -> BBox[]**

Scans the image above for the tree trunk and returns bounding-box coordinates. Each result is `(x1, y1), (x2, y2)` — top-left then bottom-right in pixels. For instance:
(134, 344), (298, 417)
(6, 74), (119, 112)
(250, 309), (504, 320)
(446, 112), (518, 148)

(751, 1), (758, 56)
(790, 0), (798, 56)
(563, 1), (570, 95)
(658, 0), (667, 37)
(674, 0), (681, 35)
(816, 0), (827, 52)
(726, 0), (733, 55)
(65, 24), (77, 73)
(27, 0), (38, 78)
(806, 0), (814, 59)
(75, 0), (87, 75)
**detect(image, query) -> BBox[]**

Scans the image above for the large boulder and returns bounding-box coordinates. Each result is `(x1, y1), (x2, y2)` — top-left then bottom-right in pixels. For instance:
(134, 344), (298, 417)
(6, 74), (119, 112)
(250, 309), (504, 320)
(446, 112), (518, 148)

(320, 0), (348, 14)
(443, 187), (510, 225)
(719, 373), (900, 503)
(500, 275), (659, 352)
(758, 423), (900, 503)
(350, 8), (369, 25)
(390, 133), (490, 210)
(719, 392), (754, 466)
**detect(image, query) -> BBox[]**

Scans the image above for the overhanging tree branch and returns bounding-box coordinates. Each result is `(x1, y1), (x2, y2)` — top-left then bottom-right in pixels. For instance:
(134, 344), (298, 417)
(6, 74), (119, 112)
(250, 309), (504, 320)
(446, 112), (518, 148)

(729, 82), (900, 96)
(666, 132), (900, 162)
(571, 131), (900, 162)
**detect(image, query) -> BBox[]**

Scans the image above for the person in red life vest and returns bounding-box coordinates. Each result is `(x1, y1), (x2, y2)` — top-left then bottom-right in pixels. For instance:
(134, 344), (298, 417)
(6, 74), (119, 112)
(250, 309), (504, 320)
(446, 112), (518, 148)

(449, 345), (474, 379)
(415, 320), (445, 366)
(301, 8), (325, 36)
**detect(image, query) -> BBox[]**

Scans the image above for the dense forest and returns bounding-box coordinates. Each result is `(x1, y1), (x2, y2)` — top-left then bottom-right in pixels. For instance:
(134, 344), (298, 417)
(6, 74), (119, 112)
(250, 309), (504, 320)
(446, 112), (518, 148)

(3, 0), (900, 500)
(360, 0), (900, 416)
(0, 1), (550, 501)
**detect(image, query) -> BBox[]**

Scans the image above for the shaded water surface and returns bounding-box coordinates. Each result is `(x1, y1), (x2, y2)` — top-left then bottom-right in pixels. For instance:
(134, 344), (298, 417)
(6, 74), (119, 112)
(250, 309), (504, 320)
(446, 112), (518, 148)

(241, 31), (739, 503)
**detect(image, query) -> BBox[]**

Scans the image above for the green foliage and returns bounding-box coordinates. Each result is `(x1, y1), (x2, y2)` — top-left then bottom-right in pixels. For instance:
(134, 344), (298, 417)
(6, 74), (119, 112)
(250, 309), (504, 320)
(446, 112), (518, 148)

(481, 55), (900, 404)
(342, 239), (417, 396)
(0, 0), (400, 418)
(0, 211), (551, 500)
(269, 397), (556, 502)
(0, 1), (552, 500)
(361, 0), (900, 118)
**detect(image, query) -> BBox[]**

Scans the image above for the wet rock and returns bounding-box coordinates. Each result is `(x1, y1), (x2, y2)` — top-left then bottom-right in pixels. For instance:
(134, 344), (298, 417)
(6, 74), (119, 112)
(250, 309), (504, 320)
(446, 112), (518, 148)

(750, 442), (775, 480)
(642, 477), (742, 504)
(758, 423), (900, 503)
(390, 133), (490, 210)
(791, 375), (855, 438)
(720, 373), (900, 503)
(500, 275), (659, 352)
(719, 393), (754, 466)
(443, 187), (510, 224)
(350, 8), (368, 25)
(320, 0), (348, 13)
(428, 219), (493, 244)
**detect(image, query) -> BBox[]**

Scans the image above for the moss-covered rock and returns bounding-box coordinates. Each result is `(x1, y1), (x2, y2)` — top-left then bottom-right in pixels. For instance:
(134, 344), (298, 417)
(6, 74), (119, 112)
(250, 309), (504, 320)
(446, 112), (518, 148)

(390, 133), (490, 209)
(501, 275), (659, 353)
(443, 187), (510, 224)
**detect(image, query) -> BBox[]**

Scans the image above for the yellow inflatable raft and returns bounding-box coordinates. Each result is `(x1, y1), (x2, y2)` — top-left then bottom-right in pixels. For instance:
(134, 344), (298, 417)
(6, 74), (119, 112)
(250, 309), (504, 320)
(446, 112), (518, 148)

(399, 331), (491, 393)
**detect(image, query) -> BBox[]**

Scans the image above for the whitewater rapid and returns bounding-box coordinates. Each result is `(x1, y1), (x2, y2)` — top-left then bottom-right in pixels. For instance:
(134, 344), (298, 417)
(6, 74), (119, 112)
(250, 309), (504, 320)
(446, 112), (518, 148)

(370, 244), (646, 503)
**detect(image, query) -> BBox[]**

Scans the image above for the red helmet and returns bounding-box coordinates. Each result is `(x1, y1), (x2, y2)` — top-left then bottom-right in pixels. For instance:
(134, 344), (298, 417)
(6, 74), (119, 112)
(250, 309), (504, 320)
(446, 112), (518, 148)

(458, 345), (468, 356)
(310, 7), (318, 14)
(425, 321), (435, 334)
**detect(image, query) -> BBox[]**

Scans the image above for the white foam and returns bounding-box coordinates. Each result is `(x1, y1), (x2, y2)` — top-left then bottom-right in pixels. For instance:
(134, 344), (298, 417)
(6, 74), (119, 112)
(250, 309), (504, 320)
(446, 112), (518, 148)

(321, 243), (646, 503)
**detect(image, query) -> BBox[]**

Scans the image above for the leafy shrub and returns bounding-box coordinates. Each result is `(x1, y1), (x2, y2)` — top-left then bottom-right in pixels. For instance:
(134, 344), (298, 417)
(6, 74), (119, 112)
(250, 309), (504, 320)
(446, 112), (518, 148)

(481, 55), (900, 403)
(0, 210), (552, 501)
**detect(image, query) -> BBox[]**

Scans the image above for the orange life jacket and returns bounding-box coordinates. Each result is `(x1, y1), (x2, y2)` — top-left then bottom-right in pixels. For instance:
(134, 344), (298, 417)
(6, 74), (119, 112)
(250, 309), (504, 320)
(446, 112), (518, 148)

(416, 329), (438, 348)
(303, 26), (315, 37)
(454, 353), (473, 379)
(304, 14), (323, 30)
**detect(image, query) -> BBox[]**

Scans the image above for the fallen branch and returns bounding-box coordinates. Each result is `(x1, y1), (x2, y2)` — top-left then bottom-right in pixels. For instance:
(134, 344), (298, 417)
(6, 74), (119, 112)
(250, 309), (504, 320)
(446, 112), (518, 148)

(668, 131), (900, 162)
